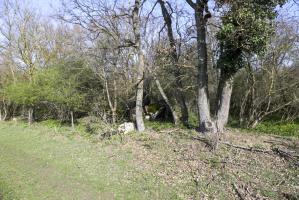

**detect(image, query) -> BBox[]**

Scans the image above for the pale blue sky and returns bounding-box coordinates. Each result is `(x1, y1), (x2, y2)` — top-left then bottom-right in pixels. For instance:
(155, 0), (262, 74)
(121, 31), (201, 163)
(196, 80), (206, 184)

(34, 0), (298, 19)
(1, 0), (297, 20)
(33, 0), (60, 16)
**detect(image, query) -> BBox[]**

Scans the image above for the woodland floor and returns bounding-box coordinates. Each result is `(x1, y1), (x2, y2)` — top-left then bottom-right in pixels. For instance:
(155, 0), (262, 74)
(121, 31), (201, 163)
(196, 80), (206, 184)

(0, 122), (298, 200)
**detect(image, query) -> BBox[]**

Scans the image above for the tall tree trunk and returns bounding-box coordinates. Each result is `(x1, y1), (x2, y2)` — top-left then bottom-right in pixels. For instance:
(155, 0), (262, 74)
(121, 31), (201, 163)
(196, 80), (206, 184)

(154, 75), (179, 125)
(158, 0), (189, 126)
(194, 1), (215, 133)
(133, 0), (145, 132)
(28, 107), (33, 126)
(135, 52), (145, 131)
(216, 72), (233, 133)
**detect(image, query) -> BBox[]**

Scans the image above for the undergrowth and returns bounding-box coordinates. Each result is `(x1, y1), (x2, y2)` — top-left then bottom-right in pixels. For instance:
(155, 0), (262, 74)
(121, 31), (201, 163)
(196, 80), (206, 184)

(228, 119), (299, 137)
(253, 121), (299, 137)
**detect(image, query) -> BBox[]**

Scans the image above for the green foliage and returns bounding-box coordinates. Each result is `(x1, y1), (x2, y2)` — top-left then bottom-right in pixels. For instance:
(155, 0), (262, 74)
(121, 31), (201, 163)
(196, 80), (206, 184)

(39, 119), (62, 129)
(147, 104), (160, 113)
(216, 0), (287, 75)
(36, 61), (87, 112)
(228, 119), (299, 137)
(253, 121), (299, 137)
(5, 80), (41, 106)
(145, 121), (176, 131)
(188, 112), (199, 128)
(3, 59), (102, 124)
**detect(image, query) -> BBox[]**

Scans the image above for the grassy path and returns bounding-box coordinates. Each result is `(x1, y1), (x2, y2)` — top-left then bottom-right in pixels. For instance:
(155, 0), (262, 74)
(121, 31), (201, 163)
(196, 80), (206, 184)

(0, 123), (175, 200)
(1, 122), (298, 200)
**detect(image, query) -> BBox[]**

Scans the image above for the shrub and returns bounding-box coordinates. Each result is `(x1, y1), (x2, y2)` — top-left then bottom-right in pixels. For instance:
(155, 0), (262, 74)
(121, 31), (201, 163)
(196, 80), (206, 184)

(78, 116), (117, 138)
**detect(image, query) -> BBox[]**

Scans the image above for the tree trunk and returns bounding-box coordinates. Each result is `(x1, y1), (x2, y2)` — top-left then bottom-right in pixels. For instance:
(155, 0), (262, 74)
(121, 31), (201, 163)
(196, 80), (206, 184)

(175, 74), (189, 126)
(3, 106), (7, 121)
(158, 0), (189, 126)
(112, 79), (117, 124)
(133, 0), (145, 132)
(28, 107), (33, 126)
(70, 111), (74, 129)
(112, 109), (116, 124)
(216, 72), (234, 133)
(135, 52), (145, 132)
(194, 2), (216, 133)
(1, 101), (8, 121)
(250, 119), (260, 129)
(154, 76), (179, 125)
(104, 74), (117, 124)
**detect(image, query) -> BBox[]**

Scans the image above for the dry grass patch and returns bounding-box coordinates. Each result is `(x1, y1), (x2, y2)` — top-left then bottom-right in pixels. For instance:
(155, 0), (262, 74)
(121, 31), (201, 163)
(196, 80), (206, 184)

(119, 128), (299, 199)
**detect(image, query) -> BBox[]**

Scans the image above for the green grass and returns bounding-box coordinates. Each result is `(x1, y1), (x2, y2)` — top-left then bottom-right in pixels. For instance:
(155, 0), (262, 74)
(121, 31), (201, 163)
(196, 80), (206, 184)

(253, 121), (299, 137)
(0, 176), (17, 200)
(228, 119), (299, 137)
(145, 121), (177, 131)
(0, 121), (298, 200)
(0, 122), (178, 200)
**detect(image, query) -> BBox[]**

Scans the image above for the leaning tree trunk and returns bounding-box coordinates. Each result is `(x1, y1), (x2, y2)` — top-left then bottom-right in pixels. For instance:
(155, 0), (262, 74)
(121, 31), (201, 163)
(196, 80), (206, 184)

(154, 75), (179, 125)
(158, 0), (189, 126)
(28, 107), (34, 126)
(133, 0), (145, 132)
(216, 72), (234, 133)
(194, 4), (216, 133)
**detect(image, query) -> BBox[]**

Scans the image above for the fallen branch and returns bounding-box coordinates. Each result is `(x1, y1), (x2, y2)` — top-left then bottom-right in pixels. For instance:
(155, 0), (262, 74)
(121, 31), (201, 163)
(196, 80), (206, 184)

(193, 136), (299, 161)
(232, 183), (245, 200)
(159, 128), (181, 134)
(221, 142), (271, 154)
(272, 148), (299, 160)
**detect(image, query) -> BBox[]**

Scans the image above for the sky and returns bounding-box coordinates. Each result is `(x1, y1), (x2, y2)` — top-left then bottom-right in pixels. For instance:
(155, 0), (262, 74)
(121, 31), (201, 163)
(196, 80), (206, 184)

(0, 0), (298, 24)
(32, 0), (60, 16)
(27, 0), (299, 19)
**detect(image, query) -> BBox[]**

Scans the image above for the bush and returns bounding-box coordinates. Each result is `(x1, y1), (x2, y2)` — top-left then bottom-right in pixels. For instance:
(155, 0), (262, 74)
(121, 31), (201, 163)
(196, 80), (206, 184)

(78, 116), (117, 138)
(40, 119), (62, 129)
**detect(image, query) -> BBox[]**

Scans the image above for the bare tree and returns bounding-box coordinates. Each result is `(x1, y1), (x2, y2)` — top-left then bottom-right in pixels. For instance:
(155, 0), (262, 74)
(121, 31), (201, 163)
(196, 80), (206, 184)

(236, 20), (299, 127)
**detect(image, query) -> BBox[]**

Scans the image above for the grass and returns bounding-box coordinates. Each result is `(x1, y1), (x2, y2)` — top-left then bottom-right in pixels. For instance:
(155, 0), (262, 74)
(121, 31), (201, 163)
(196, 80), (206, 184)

(0, 121), (298, 199)
(253, 121), (299, 137)
(144, 121), (178, 131)
(0, 122), (177, 200)
(228, 119), (299, 137)
(0, 177), (17, 200)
